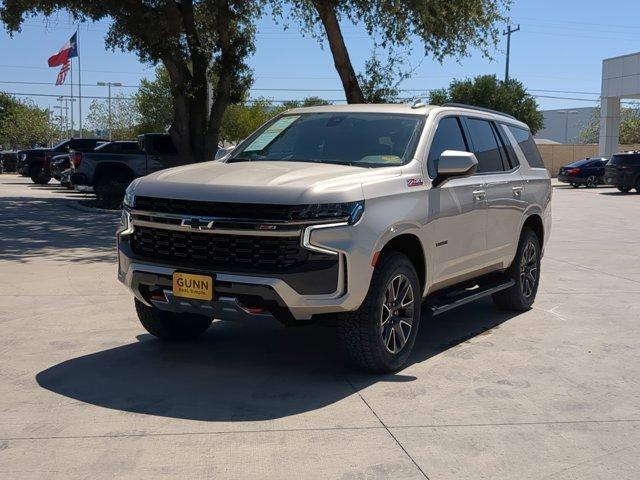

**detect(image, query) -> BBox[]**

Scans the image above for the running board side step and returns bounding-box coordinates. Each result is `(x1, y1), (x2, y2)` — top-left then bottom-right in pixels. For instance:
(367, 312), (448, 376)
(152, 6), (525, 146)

(425, 278), (515, 316)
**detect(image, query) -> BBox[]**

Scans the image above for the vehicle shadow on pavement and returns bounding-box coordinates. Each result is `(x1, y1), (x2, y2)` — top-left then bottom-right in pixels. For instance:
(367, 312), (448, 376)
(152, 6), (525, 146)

(0, 196), (118, 263)
(36, 298), (519, 421)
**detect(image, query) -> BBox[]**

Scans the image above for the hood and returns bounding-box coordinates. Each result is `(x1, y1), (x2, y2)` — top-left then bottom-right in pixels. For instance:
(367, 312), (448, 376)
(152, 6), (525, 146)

(135, 160), (401, 204)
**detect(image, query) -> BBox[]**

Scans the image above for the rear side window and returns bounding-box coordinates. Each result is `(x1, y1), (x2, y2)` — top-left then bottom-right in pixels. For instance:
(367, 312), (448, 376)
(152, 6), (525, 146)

(427, 117), (468, 177)
(507, 126), (544, 168)
(465, 118), (504, 173)
(610, 154), (640, 166)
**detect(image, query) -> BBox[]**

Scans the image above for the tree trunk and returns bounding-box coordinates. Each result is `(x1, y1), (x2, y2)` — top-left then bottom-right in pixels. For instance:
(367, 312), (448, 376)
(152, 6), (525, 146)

(312, 1), (365, 104)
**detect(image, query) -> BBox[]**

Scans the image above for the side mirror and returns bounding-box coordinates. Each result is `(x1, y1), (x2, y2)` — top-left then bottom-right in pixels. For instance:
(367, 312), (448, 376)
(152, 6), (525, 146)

(435, 150), (478, 186)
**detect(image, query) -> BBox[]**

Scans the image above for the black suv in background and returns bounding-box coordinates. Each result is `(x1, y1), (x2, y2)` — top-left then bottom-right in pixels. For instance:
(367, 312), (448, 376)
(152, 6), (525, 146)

(17, 137), (106, 184)
(558, 157), (608, 188)
(603, 152), (640, 193)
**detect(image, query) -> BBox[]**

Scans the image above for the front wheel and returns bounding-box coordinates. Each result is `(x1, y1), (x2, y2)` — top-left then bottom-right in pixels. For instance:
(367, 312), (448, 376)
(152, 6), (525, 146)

(618, 187), (632, 193)
(95, 172), (133, 209)
(338, 252), (421, 373)
(493, 228), (541, 311)
(585, 175), (598, 188)
(134, 299), (213, 341)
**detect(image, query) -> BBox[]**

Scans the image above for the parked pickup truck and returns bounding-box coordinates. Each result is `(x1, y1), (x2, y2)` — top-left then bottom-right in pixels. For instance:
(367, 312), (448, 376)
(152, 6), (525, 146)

(117, 103), (552, 373)
(17, 138), (106, 184)
(70, 134), (180, 205)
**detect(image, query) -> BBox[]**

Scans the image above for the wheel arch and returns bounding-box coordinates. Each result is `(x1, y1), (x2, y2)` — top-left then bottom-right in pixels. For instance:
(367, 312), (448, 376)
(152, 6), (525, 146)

(94, 162), (135, 184)
(377, 233), (426, 295)
(522, 213), (544, 248)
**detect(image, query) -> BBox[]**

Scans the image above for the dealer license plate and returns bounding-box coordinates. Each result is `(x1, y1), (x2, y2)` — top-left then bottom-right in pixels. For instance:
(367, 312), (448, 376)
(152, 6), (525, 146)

(172, 272), (213, 301)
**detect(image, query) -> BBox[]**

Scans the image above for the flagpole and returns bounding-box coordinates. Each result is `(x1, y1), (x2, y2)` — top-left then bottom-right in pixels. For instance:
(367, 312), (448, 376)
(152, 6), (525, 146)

(70, 57), (74, 137)
(77, 27), (82, 138)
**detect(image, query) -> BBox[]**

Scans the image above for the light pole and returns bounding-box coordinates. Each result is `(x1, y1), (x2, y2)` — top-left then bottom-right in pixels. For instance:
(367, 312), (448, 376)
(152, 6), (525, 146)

(557, 110), (579, 144)
(97, 81), (123, 140)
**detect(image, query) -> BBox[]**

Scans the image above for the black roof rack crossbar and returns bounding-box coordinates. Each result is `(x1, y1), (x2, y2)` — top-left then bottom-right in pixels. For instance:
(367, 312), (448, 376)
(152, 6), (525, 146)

(441, 103), (517, 120)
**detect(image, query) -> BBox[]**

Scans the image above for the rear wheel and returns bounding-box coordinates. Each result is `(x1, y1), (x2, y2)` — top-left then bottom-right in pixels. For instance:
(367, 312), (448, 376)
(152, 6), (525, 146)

(618, 186), (632, 193)
(95, 172), (133, 209)
(635, 177), (640, 193)
(338, 252), (421, 373)
(29, 163), (51, 184)
(493, 228), (541, 311)
(134, 299), (212, 340)
(585, 175), (598, 188)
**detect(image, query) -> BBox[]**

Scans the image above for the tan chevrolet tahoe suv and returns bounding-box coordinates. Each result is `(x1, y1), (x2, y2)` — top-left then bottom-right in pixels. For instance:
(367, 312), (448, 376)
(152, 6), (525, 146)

(117, 103), (551, 373)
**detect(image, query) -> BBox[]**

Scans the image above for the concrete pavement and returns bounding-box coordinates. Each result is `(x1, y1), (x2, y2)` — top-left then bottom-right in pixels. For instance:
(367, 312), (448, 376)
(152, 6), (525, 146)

(1, 175), (639, 479)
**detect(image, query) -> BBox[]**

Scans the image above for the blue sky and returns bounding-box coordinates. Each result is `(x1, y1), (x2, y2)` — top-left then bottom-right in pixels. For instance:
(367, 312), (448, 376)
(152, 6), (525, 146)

(1, 0), (639, 124)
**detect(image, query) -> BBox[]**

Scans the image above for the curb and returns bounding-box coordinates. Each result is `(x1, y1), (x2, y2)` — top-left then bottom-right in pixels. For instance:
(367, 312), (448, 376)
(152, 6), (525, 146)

(66, 200), (121, 215)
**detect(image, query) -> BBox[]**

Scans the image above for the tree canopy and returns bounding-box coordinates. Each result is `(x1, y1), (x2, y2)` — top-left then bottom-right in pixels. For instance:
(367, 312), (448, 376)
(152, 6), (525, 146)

(579, 107), (640, 145)
(429, 74), (544, 134)
(0, 93), (55, 149)
(134, 66), (173, 135)
(1, 0), (261, 161)
(273, 0), (511, 103)
(86, 93), (139, 140)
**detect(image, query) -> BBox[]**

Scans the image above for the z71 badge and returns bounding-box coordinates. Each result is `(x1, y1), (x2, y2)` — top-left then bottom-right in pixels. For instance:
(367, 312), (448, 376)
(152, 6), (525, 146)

(406, 178), (424, 187)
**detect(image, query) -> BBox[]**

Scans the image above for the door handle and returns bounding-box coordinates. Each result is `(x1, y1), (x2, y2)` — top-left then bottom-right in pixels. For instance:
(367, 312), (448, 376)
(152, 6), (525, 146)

(512, 186), (524, 197)
(472, 189), (486, 201)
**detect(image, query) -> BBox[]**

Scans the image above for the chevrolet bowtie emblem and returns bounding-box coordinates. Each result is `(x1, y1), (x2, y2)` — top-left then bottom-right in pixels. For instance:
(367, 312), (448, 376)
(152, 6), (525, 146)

(181, 218), (214, 230)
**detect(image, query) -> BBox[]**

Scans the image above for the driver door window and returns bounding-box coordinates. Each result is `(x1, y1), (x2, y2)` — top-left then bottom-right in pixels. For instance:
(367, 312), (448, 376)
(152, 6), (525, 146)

(427, 117), (468, 178)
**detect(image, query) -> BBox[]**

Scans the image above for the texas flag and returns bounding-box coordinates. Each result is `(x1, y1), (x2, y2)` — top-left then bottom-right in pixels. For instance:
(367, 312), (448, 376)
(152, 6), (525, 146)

(48, 33), (78, 67)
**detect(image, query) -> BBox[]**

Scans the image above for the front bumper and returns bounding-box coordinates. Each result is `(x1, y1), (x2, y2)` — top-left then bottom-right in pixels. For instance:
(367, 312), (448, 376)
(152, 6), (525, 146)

(116, 211), (376, 321)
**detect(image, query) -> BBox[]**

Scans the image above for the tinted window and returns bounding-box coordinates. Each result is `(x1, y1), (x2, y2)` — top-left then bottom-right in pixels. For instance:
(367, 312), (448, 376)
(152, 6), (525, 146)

(465, 118), (504, 173)
(507, 126), (544, 168)
(494, 124), (519, 170)
(610, 154), (640, 166)
(231, 113), (424, 167)
(427, 117), (468, 177)
(146, 135), (177, 155)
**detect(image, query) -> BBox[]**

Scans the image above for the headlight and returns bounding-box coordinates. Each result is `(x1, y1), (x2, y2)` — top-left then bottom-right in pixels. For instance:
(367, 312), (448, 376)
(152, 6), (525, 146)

(117, 209), (134, 236)
(292, 201), (365, 224)
(123, 178), (141, 208)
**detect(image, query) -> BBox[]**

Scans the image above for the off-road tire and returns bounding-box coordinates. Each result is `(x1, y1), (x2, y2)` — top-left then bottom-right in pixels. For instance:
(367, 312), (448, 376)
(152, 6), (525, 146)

(30, 163), (51, 185)
(95, 172), (133, 209)
(493, 228), (541, 311)
(338, 252), (421, 373)
(134, 299), (212, 341)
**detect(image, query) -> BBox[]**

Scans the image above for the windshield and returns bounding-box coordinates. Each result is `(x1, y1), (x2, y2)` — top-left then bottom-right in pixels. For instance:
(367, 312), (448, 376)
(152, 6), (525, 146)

(230, 112), (424, 167)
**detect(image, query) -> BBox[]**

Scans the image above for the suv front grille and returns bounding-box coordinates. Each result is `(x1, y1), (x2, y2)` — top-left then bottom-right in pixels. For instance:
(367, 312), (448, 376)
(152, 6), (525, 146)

(131, 226), (309, 271)
(135, 196), (304, 220)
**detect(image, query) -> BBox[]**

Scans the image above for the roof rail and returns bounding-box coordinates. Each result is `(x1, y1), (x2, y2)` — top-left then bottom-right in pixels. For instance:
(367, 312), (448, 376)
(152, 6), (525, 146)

(441, 103), (517, 120)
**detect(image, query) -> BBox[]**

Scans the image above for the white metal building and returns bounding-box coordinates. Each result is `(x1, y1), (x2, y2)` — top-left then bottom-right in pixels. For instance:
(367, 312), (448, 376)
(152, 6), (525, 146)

(599, 52), (640, 156)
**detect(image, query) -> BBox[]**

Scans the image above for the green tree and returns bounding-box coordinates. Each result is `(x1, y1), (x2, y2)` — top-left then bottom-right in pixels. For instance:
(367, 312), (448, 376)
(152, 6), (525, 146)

(1, 1), (261, 162)
(429, 75), (544, 133)
(0, 93), (55, 149)
(220, 98), (276, 143)
(86, 93), (139, 140)
(134, 66), (173, 134)
(579, 107), (640, 145)
(273, 0), (510, 103)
